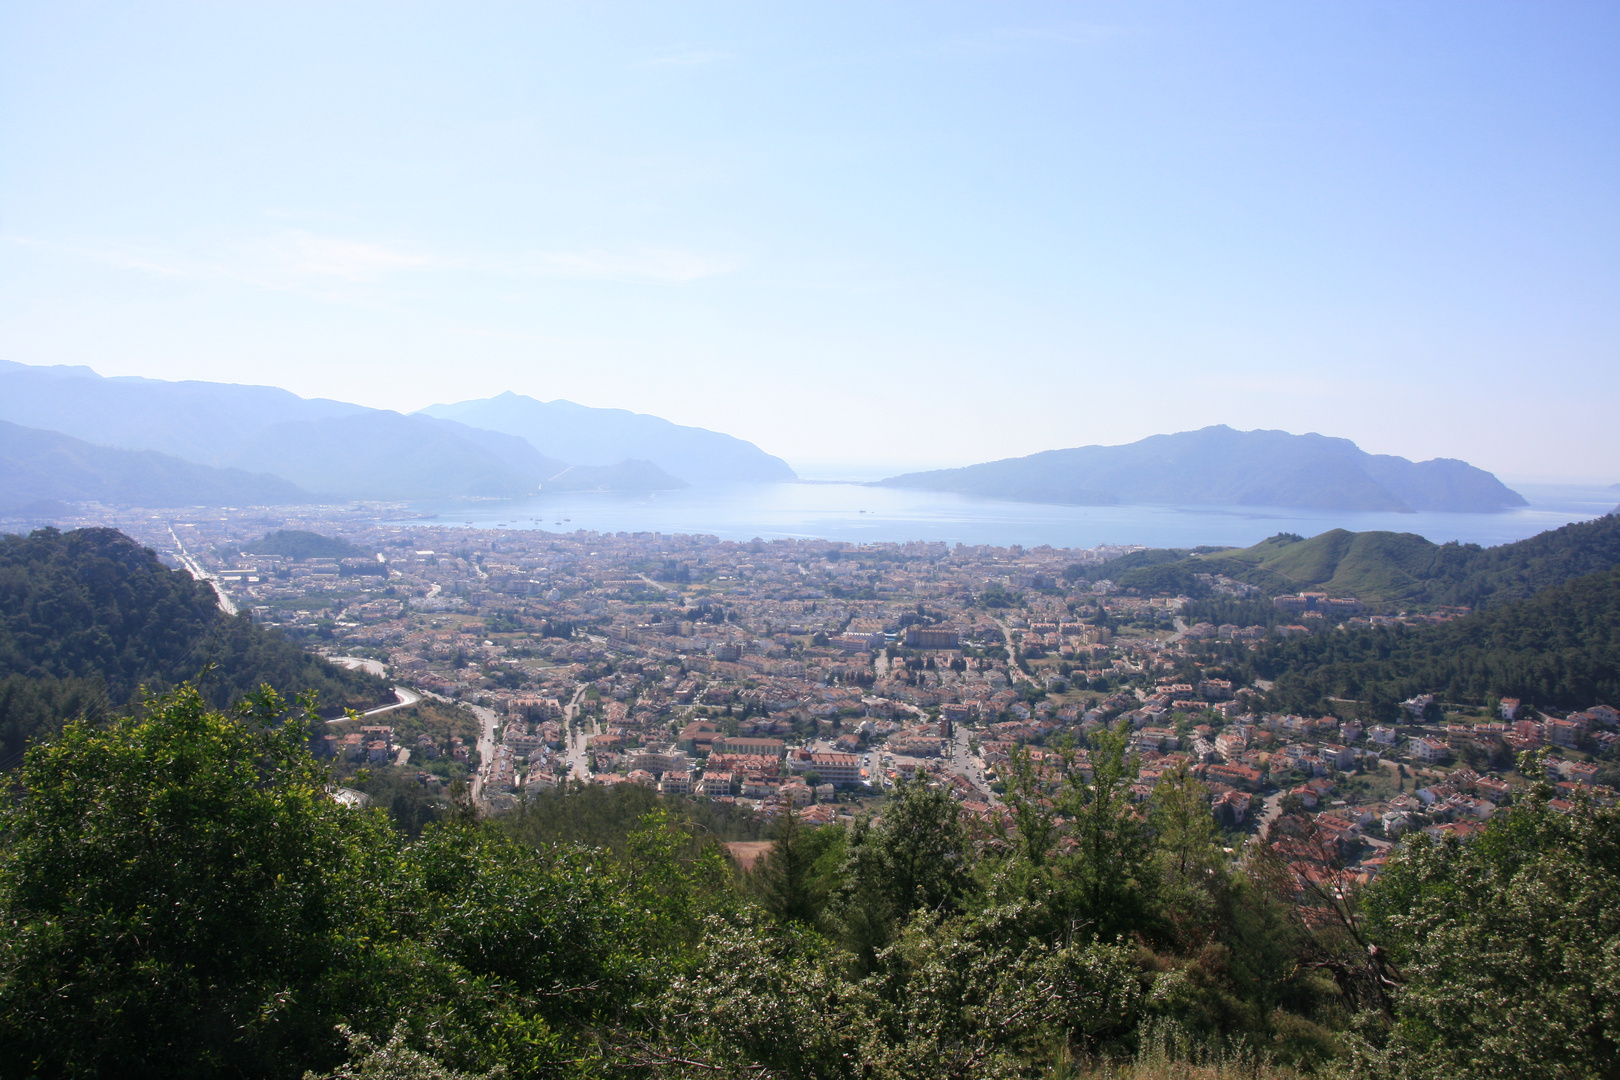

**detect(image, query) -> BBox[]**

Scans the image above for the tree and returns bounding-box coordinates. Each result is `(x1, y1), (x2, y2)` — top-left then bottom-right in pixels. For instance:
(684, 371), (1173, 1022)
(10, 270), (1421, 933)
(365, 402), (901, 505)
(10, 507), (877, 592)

(1052, 722), (1156, 943)
(1001, 744), (1059, 868)
(635, 913), (878, 1078)
(0, 684), (400, 1079)
(0, 528), (387, 763)
(1152, 763), (1222, 882)
(875, 907), (1144, 1073)
(1360, 790), (1620, 1079)
(752, 810), (843, 928)
(830, 775), (974, 968)
(642, 906), (1143, 1079)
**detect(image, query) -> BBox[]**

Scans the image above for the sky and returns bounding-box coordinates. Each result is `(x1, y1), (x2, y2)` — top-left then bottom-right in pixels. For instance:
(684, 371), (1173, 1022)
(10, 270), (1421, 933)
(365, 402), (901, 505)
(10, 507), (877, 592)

(1, 2), (1617, 482)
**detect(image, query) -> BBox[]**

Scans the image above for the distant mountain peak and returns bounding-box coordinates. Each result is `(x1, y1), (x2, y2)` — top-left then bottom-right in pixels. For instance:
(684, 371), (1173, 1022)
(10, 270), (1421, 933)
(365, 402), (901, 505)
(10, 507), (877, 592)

(0, 358), (101, 380)
(879, 426), (1525, 514)
(418, 393), (795, 484)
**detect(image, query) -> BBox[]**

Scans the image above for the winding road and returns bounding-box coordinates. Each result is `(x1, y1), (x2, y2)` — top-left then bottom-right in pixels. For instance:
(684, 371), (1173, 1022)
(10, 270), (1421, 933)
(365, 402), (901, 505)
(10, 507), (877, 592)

(326, 657), (422, 717)
(363, 686), (421, 716)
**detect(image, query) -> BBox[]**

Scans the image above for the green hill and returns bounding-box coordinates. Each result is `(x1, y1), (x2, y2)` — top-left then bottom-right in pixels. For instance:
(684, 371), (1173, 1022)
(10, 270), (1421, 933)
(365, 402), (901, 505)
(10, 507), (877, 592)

(1441, 511), (1620, 607)
(245, 529), (366, 560)
(1193, 528), (1445, 601)
(1115, 513), (1620, 608)
(0, 527), (389, 765)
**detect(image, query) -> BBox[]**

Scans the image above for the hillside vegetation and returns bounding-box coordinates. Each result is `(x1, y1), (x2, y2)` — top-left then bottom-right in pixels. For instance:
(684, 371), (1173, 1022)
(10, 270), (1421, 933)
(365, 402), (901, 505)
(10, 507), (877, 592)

(0, 527), (388, 764)
(1199, 529), (1442, 600)
(1111, 513), (1620, 608)
(1236, 565), (1620, 715)
(245, 529), (367, 560)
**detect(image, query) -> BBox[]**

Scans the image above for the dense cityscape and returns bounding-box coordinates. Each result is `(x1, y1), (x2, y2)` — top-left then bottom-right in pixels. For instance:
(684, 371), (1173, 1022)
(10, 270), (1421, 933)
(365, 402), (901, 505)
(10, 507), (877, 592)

(79, 503), (1612, 892)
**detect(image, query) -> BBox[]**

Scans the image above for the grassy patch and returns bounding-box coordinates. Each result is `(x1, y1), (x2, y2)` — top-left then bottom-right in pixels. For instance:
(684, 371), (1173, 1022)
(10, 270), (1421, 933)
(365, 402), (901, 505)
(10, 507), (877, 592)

(328, 698), (481, 748)
(1359, 760), (1405, 801)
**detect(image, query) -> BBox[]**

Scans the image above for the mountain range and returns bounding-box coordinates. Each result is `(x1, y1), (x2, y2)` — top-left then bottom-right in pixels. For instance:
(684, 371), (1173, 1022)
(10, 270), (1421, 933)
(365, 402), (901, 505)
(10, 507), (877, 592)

(421, 391), (796, 484)
(0, 361), (1530, 515)
(879, 425), (1526, 513)
(1, 419), (312, 510)
(0, 360), (784, 506)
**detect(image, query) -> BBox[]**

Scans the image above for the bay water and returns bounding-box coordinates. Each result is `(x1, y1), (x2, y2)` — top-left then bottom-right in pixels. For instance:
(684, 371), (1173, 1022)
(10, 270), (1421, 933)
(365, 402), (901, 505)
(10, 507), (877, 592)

(396, 481), (1619, 552)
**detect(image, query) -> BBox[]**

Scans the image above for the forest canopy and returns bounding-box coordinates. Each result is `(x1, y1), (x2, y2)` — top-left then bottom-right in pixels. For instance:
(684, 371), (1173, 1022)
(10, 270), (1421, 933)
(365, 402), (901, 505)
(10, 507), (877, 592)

(0, 527), (388, 765)
(1243, 566), (1620, 716)
(1110, 513), (1620, 609)
(243, 528), (367, 560)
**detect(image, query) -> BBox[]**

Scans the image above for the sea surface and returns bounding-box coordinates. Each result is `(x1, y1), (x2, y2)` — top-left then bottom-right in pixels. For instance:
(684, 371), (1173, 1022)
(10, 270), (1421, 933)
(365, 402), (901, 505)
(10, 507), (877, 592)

(393, 482), (1620, 552)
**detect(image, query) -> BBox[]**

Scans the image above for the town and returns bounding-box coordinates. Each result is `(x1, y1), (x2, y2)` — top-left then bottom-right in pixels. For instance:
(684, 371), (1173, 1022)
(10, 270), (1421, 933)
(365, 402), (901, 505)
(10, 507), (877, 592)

(75, 503), (1611, 896)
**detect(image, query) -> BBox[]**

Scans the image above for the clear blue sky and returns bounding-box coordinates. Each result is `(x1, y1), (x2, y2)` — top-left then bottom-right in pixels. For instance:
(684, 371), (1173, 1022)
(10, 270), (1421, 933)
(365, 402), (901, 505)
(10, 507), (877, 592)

(2, 2), (1616, 481)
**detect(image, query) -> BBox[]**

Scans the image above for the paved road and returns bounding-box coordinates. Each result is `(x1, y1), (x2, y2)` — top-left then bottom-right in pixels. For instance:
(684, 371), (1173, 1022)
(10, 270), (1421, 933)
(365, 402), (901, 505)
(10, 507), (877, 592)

(1254, 790), (1286, 840)
(940, 722), (996, 802)
(635, 572), (672, 596)
(466, 702), (500, 802)
(362, 686), (421, 717)
(325, 658), (422, 718)
(990, 617), (1027, 673)
(329, 655), (387, 677)
(861, 749), (882, 789)
(169, 528), (237, 615)
(562, 685), (595, 781)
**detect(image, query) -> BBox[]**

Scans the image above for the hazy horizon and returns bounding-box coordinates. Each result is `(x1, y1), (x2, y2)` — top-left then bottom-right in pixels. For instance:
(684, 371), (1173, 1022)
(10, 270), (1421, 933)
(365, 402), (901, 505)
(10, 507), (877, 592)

(6, 354), (1616, 488)
(3, 3), (1617, 482)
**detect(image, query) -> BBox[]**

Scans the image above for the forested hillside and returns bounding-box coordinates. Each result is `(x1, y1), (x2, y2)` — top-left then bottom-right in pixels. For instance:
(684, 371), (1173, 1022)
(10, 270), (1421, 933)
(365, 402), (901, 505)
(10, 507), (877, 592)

(243, 529), (366, 559)
(1105, 513), (1620, 609)
(1425, 511), (1620, 607)
(1238, 566), (1620, 716)
(0, 527), (388, 763)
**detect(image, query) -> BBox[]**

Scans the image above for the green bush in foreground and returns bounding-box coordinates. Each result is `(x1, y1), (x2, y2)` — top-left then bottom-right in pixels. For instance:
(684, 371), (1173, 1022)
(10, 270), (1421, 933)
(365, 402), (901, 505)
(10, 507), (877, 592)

(0, 685), (399, 1076)
(1357, 777), (1620, 1079)
(1, 686), (1616, 1078)
(0, 686), (654, 1079)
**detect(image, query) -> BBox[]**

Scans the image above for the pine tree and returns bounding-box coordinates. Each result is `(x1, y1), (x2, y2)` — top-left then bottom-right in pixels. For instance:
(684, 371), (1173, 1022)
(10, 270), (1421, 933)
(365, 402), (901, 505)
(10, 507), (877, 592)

(754, 808), (825, 926)
(1053, 720), (1156, 942)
